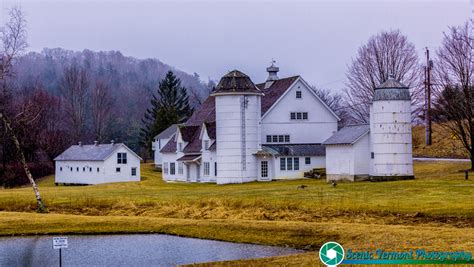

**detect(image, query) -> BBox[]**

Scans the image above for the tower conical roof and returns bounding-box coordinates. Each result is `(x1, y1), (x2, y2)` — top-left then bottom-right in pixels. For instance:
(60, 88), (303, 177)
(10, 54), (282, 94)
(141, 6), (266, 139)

(374, 76), (410, 101)
(211, 70), (263, 96)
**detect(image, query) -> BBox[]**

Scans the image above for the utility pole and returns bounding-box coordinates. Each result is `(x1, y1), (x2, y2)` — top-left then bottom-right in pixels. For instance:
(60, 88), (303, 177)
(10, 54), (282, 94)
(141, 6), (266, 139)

(425, 47), (433, 146)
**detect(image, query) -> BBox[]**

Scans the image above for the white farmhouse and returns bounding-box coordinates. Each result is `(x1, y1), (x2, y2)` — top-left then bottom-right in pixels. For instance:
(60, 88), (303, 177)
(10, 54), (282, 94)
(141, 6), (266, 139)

(324, 76), (414, 182)
(54, 141), (142, 185)
(152, 124), (179, 167)
(159, 64), (339, 184)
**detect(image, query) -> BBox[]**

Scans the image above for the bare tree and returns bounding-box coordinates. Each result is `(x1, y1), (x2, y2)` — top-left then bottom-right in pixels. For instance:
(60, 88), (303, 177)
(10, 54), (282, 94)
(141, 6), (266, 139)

(345, 30), (423, 123)
(91, 80), (112, 142)
(312, 87), (350, 128)
(0, 7), (27, 80)
(432, 22), (474, 169)
(59, 64), (89, 141)
(0, 7), (47, 212)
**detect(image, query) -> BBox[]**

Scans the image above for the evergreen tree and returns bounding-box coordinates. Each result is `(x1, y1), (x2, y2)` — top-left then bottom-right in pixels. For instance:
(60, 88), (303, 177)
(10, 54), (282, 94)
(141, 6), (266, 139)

(140, 71), (193, 158)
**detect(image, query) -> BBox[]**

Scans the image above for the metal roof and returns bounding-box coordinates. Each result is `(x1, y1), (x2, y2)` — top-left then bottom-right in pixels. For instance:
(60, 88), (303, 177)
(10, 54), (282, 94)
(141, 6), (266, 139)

(177, 154), (202, 162)
(54, 143), (140, 161)
(323, 124), (370, 145)
(260, 144), (326, 156)
(154, 124), (179, 140)
(374, 77), (410, 101)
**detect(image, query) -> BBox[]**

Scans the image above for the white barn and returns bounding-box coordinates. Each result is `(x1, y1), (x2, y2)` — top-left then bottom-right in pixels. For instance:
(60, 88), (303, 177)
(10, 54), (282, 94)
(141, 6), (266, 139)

(324, 76), (414, 182)
(159, 64), (339, 184)
(54, 141), (142, 185)
(152, 124), (179, 167)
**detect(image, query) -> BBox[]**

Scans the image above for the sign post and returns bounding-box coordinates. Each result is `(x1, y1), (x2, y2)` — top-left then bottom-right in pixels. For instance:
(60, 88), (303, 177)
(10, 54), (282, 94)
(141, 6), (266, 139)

(53, 237), (68, 267)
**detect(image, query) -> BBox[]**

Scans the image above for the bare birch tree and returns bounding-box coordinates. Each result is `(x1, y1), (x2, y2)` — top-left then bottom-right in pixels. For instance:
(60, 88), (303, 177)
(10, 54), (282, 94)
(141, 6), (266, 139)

(0, 7), (47, 212)
(344, 30), (423, 123)
(432, 22), (474, 169)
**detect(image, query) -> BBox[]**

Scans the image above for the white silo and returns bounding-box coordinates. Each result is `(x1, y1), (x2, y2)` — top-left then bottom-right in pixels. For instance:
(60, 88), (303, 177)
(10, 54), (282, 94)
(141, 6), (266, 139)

(211, 70), (263, 184)
(369, 76), (414, 180)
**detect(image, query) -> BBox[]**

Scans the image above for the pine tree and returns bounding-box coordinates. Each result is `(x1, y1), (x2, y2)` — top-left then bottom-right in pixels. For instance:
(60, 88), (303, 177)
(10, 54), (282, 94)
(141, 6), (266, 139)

(140, 71), (193, 159)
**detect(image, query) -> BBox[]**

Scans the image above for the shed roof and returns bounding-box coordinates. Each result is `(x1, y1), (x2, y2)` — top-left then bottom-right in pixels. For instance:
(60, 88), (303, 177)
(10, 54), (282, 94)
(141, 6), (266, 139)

(260, 144), (326, 156)
(154, 124), (180, 140)
(323, 124), (370, 145)
(54, 143), (140, 161)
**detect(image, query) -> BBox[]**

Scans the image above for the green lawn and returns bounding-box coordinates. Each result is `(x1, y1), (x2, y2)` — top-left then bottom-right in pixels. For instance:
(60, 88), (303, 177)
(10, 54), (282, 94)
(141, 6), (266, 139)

(0, 161), (473, 265)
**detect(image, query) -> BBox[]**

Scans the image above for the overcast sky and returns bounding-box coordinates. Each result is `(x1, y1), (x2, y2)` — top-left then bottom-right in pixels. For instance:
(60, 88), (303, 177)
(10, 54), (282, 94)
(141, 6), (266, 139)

(1, 0), (472, 90)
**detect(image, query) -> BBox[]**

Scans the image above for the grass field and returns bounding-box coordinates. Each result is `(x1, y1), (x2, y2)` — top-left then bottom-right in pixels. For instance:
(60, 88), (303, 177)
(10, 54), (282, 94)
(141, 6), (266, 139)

(0, 161), (473, 265)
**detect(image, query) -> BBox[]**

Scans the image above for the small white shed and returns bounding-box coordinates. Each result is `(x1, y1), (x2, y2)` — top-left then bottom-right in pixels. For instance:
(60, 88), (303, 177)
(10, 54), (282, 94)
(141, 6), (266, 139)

(323, 124), (370, 182)
(54, 142), (142, 185)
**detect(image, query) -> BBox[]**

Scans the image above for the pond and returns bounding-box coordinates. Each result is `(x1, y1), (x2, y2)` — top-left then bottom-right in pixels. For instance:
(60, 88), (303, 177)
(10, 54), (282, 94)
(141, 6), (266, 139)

(0, 234), (303, 266)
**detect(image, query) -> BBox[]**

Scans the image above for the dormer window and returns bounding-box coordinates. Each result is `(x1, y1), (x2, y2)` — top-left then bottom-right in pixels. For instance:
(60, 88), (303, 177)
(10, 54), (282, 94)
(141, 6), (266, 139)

(204, 140), (209, 150)
(296, 91), (302, 99)
(178, 142), (183, 152)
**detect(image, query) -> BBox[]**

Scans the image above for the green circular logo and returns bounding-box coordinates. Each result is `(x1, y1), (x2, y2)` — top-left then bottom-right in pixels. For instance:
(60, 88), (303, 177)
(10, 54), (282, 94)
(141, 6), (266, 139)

(319, 241), (344, 266)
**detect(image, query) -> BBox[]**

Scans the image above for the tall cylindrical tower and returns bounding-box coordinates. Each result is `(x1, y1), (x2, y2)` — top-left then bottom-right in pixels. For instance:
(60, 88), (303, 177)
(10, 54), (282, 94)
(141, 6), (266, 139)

(370, 76), (414, 180)
(211, 70), (263, 184)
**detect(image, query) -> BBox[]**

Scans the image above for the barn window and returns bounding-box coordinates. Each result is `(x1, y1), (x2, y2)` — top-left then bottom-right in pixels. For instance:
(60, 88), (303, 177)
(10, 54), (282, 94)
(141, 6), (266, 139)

(178, 162), (183, 174)
(302, 112), (308, 120)
(214, 162), (217, 176)
(266, 135), (271, 143)
(163, 162), (168, 174)
(131, 167), (137, 176)
(280, 158), (286, 171)
(83, 167), (86, 172)
(371, 152), (374, 159)
(60, 167), (63, 171)
(278, 135), (284, 142)
(293, 157), (299, 170)
(284, 135), (290, 142)
(204, 140), (209, 150)
(290, 112), (296, 120)
(170, 163), (176, 175)
(272, 135), (278, 142)
(70, 167), (73, 171)
(287, 158), (293, 171)
(117, 153), (127, 164)
(296, 91), (302, 98)
(305, 157), (311, 165)
(76, 167), (79, 172)
(90, 167), (92, 172)
(97, 167), (100, 172)
(116, 167), (121, 173)
(203, 162), (210, 176)
(178, 143), (183, 152)
(296, 113), (302, 119)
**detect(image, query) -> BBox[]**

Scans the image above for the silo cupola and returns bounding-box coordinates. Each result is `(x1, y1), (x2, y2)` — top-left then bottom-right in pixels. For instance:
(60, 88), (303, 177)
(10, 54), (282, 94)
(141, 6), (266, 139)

(211, 70), (263, 96)
(373, 75), (410, 101)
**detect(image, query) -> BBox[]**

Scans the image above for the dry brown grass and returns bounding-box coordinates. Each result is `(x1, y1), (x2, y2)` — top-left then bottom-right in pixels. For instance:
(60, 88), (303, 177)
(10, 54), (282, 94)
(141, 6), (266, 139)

(412, 124), (469, 158)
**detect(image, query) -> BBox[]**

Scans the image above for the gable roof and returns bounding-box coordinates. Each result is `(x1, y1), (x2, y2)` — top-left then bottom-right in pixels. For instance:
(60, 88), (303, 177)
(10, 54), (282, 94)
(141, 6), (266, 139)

(154, 124), (180, 140)
(54, 143), (141, 161)
(185, 96), (215, 126)
(179, 125), (200, 142)
(256, 76), (299, 115)
(203, 122), (216, 139)
(323, 124), (370, 145)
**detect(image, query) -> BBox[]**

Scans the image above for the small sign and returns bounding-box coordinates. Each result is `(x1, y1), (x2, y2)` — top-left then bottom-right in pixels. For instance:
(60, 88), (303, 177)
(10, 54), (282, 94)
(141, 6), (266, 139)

(53, 237), (68, 249)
